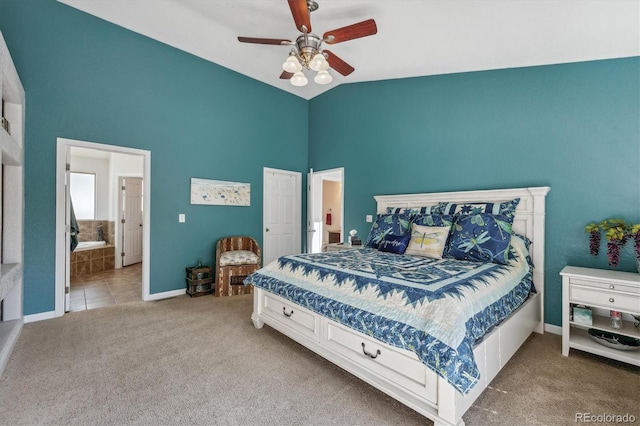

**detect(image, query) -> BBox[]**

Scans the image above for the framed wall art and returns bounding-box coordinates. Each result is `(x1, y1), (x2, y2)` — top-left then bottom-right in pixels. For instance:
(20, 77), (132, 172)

(190, 178), (250, 206)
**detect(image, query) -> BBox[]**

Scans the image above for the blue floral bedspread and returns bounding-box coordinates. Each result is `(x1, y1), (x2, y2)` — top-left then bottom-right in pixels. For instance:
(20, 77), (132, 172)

(244, 235), (533, 394)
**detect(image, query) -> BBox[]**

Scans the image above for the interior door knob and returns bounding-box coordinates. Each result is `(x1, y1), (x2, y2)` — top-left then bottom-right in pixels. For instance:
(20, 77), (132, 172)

(266, 228), (270, 232)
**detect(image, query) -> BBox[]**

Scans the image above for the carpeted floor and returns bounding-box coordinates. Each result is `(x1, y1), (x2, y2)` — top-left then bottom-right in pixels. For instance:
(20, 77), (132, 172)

(0, 294), (638, 425)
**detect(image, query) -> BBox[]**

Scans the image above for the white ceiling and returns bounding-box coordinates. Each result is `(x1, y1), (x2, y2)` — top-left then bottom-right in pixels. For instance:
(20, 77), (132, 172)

(58, 0), (639, 100)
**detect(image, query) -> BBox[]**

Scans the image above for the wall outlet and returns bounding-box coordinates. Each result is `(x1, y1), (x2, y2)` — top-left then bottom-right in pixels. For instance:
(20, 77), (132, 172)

(366, 215), (373, 223)
(179, 214), (186, 223)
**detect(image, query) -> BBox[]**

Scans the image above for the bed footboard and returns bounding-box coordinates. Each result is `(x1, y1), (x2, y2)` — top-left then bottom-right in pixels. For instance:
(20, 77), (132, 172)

(251, 289), (541, 426)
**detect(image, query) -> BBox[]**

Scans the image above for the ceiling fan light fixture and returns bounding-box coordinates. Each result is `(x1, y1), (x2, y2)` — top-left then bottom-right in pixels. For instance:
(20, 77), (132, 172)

(314, 70), (332, 85)
(290, 71), (308, 86)
(309, 53), (328, 71)
(283, 55), (302, 73)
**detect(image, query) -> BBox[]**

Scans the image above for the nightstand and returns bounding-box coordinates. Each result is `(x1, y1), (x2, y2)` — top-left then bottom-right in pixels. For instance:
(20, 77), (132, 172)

(560, 266), (640, 366)
(325, 243), (363, 252)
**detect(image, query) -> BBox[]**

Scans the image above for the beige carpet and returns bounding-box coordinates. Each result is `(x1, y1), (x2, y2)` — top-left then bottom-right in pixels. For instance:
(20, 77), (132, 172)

(0, 294), (638, 425)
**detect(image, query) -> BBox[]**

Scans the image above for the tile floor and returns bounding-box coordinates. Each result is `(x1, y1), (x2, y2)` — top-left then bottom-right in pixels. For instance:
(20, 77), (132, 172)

(69, 263), (142, 312)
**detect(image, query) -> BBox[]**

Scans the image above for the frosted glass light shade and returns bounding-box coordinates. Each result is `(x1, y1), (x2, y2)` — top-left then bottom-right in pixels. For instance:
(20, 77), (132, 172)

(314, 70), (332, 85)
(290, 71), (308, 86)
(309, 53), (329, 71)
(283, 56), (302, 73)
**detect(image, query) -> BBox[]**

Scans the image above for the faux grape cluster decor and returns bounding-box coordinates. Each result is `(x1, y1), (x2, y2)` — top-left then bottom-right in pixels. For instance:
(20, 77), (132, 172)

(585, 219), (640, 270)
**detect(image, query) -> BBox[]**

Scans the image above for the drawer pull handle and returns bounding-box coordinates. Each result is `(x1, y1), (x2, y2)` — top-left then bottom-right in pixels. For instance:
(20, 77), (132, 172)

(361, 342), (381, 359)
(609, 285), (615, 289)
(609, 297), (615, 303)
(282, 307), (294, 317)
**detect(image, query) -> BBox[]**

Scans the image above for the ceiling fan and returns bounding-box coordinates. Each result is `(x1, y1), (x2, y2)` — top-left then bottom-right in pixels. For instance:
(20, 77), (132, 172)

(238, 0), (377, 86)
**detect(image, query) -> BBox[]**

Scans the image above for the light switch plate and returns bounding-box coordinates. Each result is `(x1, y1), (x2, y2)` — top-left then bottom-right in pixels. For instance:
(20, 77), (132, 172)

(179, 214), (186, 223)
(366, 215), (373, 223)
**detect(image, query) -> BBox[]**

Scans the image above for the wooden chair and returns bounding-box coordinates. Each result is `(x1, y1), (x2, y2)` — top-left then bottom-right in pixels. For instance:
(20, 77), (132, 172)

(215, 236), (261, 297)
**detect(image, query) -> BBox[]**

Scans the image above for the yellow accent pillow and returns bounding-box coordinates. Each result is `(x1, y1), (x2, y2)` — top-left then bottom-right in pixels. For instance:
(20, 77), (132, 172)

(405, 223), (450, 259)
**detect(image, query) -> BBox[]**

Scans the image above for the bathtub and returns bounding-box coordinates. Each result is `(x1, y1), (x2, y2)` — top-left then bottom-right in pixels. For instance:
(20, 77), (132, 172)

(74, 240), (107, 252)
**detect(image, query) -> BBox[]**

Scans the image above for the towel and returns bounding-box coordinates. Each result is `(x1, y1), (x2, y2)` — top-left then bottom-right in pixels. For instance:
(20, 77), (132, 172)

(70, 198), (79, 252)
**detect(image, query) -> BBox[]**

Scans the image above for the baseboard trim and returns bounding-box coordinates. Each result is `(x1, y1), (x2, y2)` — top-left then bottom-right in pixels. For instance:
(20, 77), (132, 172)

(25, 311), (56, 323)
(145, 288), (185, 301)
(544, 323), (562, 335)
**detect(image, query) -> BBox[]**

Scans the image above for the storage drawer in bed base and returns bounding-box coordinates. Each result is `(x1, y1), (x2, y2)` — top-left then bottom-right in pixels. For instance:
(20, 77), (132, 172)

(251, 289), (542, 426)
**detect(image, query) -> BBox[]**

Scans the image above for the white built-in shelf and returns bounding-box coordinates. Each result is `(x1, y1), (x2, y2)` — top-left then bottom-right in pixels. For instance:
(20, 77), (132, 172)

(0, 127), (21, 166)
(0, 29), (25, 376)
(0, 263), (21, 301)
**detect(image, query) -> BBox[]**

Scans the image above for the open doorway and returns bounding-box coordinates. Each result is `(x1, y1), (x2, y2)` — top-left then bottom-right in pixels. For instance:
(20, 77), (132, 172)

(55, 138), (151, 317)
(307, 168), (344, 253)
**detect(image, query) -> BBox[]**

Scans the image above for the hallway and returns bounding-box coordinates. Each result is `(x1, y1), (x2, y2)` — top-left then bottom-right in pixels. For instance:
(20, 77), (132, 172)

(69, 263), (142, 311)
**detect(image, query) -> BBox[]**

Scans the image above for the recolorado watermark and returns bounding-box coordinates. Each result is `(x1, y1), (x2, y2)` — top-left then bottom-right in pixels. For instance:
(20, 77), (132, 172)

(576, 413), (636, 423)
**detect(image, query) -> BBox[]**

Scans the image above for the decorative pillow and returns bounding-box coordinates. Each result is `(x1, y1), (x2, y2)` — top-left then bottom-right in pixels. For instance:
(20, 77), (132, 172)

(404, 223), (450, 259)
(447, 213), (513, 264)
(412, 213), (454, 228)
(442, 198), (520, 222)
(365, 213), (411, 248)
(386, 203), (448, 217)
(378, 234), (411, 254)
(219, 250), (260, 266)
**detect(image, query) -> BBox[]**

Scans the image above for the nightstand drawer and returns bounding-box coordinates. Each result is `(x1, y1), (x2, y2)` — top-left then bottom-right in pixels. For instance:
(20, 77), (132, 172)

(569, 277), (640, 295)
(570, 285), (640, 314)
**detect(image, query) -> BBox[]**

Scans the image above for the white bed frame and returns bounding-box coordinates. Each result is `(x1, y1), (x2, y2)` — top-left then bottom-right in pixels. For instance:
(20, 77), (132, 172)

(251, 186), (550, 426)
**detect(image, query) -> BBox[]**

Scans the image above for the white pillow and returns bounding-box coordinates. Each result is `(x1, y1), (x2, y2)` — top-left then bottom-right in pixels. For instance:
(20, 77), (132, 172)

(405, 223), (449, 259)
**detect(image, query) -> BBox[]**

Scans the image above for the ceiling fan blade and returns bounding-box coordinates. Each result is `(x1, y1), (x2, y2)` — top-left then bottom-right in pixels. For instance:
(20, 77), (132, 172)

(238, 36), (291, 45)
(288, 0), (312, 33)
(323, 19), (377, 44)
(280, 71), (294, 79)
(324, 50), (354, 76)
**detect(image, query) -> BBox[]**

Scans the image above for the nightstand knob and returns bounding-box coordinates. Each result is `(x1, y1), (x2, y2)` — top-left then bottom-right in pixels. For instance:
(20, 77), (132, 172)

(609, 297), (615, 303)
(609, 285), (615, 289)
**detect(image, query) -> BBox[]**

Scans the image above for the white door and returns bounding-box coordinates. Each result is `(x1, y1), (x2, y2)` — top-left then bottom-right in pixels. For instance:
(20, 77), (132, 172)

(122, 177), (143, 266)
(64, 149), (71, 311)
(306, 169), (320, 253)
(263, 168), (301, 266)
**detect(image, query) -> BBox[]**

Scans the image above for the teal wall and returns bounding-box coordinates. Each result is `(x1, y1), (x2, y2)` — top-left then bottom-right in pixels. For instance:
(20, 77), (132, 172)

(309, 58), (640, 326)
(2, 1), (638, 326)
(0, 0), (308, 315)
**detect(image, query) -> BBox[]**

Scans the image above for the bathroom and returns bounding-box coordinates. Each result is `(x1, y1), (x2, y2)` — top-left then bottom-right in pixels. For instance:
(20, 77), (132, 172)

(69, 149), (117, 279)
(69, 219), (116, 279)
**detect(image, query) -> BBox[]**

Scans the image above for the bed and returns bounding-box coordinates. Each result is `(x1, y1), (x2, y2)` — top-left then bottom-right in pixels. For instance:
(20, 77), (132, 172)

(245, 187), (550, 426)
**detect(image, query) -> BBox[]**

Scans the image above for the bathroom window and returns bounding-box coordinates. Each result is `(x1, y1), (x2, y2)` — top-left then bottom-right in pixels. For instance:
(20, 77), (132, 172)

(70, 172), (96, 220)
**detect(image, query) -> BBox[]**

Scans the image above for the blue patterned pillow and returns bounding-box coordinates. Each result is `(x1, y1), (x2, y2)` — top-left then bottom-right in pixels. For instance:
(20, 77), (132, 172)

(412, 213), (454, 228)
(442, 198), (520, 222)
(365, 213), (411, 248)
(386, 203), (448, 217)
(447, 213), (513, 264)
(378, 234), (411, 254)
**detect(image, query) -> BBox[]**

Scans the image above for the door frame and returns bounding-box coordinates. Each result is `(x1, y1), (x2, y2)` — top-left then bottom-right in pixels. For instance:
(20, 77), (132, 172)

(308, 167), (344, 253)
(262, 167), (302, 265)
(54, 138), (152, 317)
